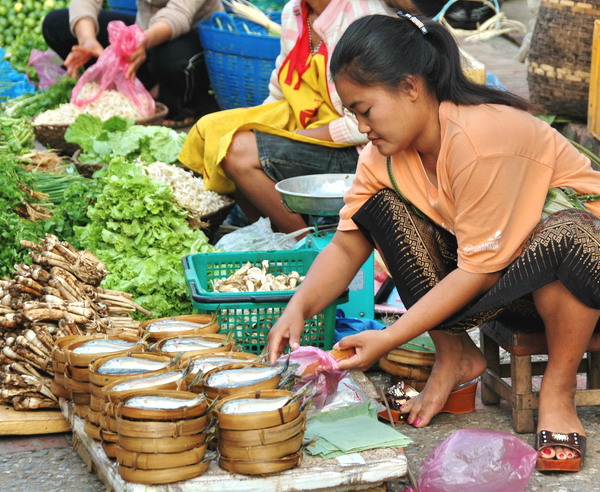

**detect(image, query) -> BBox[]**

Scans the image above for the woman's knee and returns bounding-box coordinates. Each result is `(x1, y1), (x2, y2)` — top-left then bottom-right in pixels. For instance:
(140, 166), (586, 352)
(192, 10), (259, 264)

(222, 131), (260, 176)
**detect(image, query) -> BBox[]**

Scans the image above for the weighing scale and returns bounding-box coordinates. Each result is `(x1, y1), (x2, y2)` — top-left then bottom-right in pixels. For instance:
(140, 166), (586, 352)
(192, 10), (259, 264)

(275, 174), (375, 319)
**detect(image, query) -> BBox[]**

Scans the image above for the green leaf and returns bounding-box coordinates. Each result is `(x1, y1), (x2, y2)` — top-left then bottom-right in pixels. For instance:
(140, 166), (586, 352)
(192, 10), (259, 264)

(64, 114), (104, 152)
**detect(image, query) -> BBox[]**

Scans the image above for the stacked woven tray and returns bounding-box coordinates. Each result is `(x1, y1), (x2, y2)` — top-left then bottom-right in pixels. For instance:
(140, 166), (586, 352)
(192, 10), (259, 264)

(379, 335), (435, 391)
(215, 389), (306, 475)
(115, 390), (212, 484)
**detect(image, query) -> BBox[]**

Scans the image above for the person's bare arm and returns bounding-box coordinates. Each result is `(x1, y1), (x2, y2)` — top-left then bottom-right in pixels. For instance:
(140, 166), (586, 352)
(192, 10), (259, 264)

(64, 17), (103, 77)
(126, 21), (173, 80)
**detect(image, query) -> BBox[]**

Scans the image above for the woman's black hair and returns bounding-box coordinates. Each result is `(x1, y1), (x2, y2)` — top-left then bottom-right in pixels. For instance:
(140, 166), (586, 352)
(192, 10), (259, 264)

(330, 14), (534, 111)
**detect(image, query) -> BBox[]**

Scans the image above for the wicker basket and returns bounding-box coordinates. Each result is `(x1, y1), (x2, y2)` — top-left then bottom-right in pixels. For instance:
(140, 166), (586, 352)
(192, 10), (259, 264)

(527, 0), (600, 119)
(190, 200), (235, 242)
(34, 102), (169, 155)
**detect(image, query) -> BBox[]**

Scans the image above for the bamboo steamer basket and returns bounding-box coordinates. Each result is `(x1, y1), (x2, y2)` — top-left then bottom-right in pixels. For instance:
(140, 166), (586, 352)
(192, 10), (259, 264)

(102, 442), (117, 459)
(116, 444), (208, 470)
(63, 374), (91, 393)
(86, 408), (101, 426)
(52, 335), (100, 365)
(154, 333), (233, 360)
(215, 389), (300, 430)
(101, 428), (119, 443)
(65, 335), (144, 368)
(219, 413), (306, 447)
(101, 369), (189, 408)
(89, 394), (103, 412)
(52, 360), (66, 374)
(117, 460), (210, 485)
(219, 431), (303, 461)
(116, 390), (208, 421)
(84, 421), (102, 440)
(100, 411), (118, 433)
(89, 353), (175, 387)
(73, 404), (89, 418)
(140, 314), (220, 341)
(116, 413), (209, 438)
(202, 363), (281, 401)
(90, 384), (105, 401)
(118, 431), (207, 454)
(183, 350), (256, 380)
(219, 452), (302, 475)
(379, 357), (432, 381)
(72, 392), (91, 405)
(50, 376), (70, 399)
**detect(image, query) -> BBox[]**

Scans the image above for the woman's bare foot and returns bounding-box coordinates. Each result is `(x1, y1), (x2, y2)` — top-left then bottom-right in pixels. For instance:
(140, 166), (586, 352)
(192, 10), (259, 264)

(401, 330), (486, 428)
(536, 377), (585, 460)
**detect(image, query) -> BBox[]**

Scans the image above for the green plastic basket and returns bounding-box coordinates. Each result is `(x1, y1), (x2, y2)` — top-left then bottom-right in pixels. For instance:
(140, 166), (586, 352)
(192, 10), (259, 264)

(182, 250), (346, 354)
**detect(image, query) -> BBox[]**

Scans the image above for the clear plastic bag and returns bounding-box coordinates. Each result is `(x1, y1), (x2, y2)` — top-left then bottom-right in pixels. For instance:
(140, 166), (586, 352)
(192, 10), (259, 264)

(215, 217), (310, 251)
(71, 21), (155, 117)
(414, 429), (537, 492)
(27, 49), (67, 89)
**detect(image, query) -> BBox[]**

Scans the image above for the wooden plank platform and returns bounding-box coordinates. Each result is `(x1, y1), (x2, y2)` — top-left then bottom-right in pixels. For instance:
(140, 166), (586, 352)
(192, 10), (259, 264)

(60, 372), (408, 492)
(0, 404), (70, 435)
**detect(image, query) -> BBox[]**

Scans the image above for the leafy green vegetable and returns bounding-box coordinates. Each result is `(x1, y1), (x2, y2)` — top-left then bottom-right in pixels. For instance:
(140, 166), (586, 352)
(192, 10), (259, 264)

(65, 114), (185, 164)
(1, 78), (76, 118)
(75, 157), (215, 317)
(0, 116), (34, 154)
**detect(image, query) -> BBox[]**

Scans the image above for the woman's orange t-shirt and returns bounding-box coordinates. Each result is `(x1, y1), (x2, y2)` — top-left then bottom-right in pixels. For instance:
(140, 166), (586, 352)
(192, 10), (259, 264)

(339, 101), (600, 274)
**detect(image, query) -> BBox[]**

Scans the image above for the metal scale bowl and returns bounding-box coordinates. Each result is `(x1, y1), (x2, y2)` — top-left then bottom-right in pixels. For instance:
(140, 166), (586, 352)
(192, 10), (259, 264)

(275, 174), (374, 319)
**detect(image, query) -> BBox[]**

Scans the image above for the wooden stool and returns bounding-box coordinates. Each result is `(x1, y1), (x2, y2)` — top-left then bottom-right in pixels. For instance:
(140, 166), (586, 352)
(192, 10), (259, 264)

(480, 318), (600, 433)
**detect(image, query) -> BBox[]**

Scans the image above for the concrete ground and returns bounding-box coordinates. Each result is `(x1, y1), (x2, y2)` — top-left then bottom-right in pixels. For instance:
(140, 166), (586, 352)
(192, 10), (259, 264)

(1, 1), (599, 490)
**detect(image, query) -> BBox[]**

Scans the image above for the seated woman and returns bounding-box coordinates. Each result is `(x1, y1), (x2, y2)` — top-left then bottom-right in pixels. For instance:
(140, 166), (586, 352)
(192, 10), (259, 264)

(43, 0), (222, 127)
(178, 0), (392, 233)
(267, 13), (600, 472)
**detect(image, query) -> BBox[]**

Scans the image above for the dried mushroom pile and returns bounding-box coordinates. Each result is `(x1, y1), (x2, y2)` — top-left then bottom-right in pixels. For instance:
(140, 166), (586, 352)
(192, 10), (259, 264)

(0, 234), (149, 410)
(212, 261), (304, 293)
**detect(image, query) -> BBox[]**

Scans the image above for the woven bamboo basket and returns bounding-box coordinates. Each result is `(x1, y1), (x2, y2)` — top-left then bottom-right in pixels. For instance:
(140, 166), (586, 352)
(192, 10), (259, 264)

(116, 413), (209, 438)
(184, 351), (257, 388)
(90, 393), (104, 412)
(527, 0), (600, 119)
(154, 333), (233, 359)
(116, 390), (207, 421)
(214, 389), (300, 430)
(65, 335), (144, 367)
(202, 363), (281, 401)
(101, 369), (188, 406)
(117, 460), (210, 485)
(219, 452), (302, 475)
(219, 413), (306, 447)
(116, 444), (208, 470)
(379, 357), (432, 381)
(52, 360), (67, 375)
(101, 428), (119, 443)
(84, 421), (102, 440)
(66, 364), (91, 382)
(34, 102), (169, 156)
(219, 431), (303, 461)
(50, 377), (70, 399)
(73, 403), (89, 418)
(118, 431), (208, 454)
(86, 408), (101, 426)
(89, 353), (174, 387)
(100, 412), (118, 433)
(102, 442), (118, 459)
(140, 314), (220, 341)
(195, 200), (236, 242)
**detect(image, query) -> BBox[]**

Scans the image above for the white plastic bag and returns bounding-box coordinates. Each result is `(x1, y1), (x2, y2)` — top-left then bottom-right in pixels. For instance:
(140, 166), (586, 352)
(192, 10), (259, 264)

(215, 217), (311, 251)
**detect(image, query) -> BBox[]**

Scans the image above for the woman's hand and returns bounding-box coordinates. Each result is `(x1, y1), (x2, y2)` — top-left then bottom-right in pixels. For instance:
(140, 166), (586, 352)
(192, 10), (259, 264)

(126, 41), (147, 81)
(334, 330), (394, 371)
(267, 306), (306, 364)
(64, 38), (103, 78)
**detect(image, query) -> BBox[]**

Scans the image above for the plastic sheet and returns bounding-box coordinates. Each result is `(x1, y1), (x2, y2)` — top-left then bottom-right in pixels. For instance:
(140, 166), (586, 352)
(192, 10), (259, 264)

(412, 429), (537, 492)
(27, 49), (67, 89)
(282, 346), (347, 409)
(215, 217), (309, 251)
(71, 21), (155, 117)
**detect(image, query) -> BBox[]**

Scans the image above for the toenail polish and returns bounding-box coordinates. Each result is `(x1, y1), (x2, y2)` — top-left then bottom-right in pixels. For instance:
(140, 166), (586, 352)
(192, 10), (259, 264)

(558, 454), (565, 458)
(542, 449), (552, 455)
(413, 418), (421, 426)
(407, 418), (413, 424)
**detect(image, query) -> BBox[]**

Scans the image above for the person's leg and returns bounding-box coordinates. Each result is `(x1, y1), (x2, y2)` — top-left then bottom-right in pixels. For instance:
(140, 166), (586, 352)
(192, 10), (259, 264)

(146, 31), (218, 125)
(221, 130), (360, 233)
(534, 280), (599, 460)
(221, 131), (307, 233)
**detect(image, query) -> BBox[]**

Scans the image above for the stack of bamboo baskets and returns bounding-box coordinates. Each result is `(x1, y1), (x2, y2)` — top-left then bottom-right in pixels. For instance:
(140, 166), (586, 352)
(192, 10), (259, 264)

(115, 390), (212, 484)
(215, 390), (306, 475)
(379, 335), (435, 391)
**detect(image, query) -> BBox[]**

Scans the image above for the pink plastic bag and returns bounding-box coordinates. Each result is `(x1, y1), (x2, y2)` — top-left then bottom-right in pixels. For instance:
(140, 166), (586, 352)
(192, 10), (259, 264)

(27, 49), (67, 89)
(71, 20), (155, 117)
(281, 347), (347, 409)
(412, 429), (537, 492)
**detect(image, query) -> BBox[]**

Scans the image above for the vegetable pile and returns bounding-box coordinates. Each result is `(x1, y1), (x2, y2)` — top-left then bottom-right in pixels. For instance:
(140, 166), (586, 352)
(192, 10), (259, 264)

(75, 157), (216, 317)
(0, 234), (148, 410)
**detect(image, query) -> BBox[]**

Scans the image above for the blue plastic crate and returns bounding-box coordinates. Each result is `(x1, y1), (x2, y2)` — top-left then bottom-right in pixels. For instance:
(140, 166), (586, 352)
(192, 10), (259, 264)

(198, 11), (281, 110)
